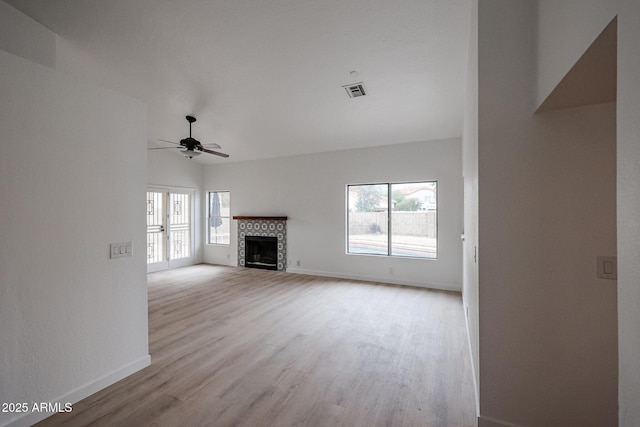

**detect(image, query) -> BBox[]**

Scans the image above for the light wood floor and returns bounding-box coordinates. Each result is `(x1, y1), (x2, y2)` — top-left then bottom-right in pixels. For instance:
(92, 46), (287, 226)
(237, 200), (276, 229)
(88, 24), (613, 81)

(36, 265), (476, 427)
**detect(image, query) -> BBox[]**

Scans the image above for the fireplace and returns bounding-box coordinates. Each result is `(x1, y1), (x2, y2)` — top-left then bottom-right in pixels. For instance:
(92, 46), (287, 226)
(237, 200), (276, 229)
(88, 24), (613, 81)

(233, 216), (287, 271)
(245, 236), (278, 270)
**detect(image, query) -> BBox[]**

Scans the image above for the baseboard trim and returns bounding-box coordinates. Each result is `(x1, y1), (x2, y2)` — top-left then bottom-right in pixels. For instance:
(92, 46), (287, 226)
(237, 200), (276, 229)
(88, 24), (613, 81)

(286, 267), (461, 292)
(462, 295), (480, 418)
(204, 258), (235, 267)
(478, 415), (524, 427)
(2, 355), (151, 427)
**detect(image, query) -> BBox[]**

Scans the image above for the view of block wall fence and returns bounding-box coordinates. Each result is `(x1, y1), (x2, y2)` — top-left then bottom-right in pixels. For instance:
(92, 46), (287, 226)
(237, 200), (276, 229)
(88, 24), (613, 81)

(349, 211), (437, 237)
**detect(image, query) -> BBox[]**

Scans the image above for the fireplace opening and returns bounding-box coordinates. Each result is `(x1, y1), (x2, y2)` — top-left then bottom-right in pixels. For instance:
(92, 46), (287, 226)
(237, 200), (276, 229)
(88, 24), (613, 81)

(245, 236), (278, 271)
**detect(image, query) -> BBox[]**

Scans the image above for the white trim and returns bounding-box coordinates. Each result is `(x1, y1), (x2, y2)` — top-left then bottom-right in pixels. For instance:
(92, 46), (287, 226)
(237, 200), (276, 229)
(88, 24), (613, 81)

(206, 258), (235, 267)
(463, 294), (480, 417)
(1, 355), (150, 427)
(287, 267), (460, 292)
(478, 415), (524, 427)
(147, 184), (197, 192)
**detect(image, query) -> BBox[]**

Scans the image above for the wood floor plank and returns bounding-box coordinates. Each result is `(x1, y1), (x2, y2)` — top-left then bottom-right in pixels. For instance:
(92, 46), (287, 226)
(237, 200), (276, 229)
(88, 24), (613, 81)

(35, 264), (476, 427)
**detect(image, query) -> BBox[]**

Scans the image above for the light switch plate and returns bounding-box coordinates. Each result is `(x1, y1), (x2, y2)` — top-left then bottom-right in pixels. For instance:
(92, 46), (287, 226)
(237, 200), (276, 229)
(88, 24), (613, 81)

(597, 256), (617, 280)
(110, 242), (132, 259)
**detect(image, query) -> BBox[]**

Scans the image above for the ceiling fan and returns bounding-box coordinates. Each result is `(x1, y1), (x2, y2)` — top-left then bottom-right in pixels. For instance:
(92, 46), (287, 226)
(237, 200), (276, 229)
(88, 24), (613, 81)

(150, 115), (229, 159)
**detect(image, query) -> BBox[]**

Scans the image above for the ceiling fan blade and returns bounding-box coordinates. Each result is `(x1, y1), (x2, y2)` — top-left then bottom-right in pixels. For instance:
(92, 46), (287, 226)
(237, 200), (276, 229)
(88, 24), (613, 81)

(201, 148), (230, 158)
(193, 141), (221, 150)
(158, 139), (181, 145)
(148, 146), (180, 150)
(202, 142), (222, 149)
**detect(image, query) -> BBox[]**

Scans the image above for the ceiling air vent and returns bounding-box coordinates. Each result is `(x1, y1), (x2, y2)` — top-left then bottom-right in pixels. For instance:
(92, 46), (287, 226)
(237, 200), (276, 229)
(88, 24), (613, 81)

(343, 82), (367, 98)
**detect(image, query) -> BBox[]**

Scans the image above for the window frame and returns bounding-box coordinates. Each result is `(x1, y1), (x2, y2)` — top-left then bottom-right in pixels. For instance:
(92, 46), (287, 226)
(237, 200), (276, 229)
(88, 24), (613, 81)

(207, 191), (231, 245)
(346, 181), (438, 259)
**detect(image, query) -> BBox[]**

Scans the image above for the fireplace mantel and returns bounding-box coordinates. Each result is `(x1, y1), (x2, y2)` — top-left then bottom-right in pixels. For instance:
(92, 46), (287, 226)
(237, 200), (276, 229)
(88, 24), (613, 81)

(233, 216), (288, 221)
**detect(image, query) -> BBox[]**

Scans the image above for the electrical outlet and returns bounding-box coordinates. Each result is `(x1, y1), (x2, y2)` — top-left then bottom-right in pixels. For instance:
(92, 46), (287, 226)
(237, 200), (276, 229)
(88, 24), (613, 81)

(296, 260), (301, 266)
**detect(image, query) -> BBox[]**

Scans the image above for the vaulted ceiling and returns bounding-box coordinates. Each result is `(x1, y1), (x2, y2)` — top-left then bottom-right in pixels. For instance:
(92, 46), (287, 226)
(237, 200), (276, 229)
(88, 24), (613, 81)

(7, 0), (471, 163)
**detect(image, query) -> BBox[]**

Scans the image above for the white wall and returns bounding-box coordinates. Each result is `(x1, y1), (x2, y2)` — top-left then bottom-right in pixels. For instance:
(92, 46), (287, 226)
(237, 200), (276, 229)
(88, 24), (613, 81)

(617, 0), (640, 424)
(204, 139), (463, 291)
(147, 149), (205, 263)
(462, 0), (479, 416)
(0, 0), (55, 68)
(536, 0), (617, 108)
(0, 37), (148, 427)
(477, 1), (617, 425)
(536, 2), (640, 424)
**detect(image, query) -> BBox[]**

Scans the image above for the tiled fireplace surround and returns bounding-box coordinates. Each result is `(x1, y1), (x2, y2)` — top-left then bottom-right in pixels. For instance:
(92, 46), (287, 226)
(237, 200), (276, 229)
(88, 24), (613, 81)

(233, 216), (287, 272)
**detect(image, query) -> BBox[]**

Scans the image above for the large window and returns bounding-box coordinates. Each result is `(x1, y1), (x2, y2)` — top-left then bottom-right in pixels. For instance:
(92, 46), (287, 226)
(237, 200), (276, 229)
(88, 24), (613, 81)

(347, 182), (437, 259)
(208, 191), (230, 245)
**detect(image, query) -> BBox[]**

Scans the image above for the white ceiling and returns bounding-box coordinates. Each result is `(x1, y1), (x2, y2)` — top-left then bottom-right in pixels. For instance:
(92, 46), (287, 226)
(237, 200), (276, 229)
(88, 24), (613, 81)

(7, 0), (471, 164)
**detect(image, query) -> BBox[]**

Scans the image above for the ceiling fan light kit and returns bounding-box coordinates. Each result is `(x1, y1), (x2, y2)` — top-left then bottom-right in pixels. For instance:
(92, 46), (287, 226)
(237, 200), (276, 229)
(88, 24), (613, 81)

(182, 150), (201, 158)
(151, 115), (229, 159)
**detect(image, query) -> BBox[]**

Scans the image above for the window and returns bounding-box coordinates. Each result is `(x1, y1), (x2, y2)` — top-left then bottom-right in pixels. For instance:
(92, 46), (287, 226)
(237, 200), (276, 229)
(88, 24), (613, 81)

(208, 191), (230, 245)
(347, 182), (437, 258)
